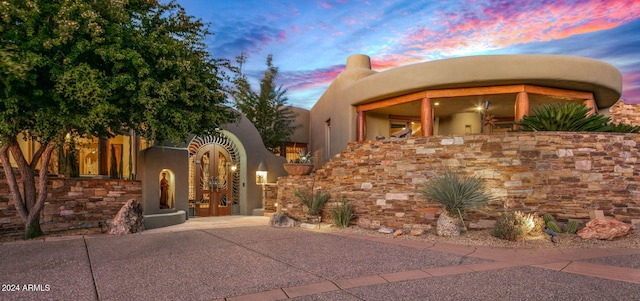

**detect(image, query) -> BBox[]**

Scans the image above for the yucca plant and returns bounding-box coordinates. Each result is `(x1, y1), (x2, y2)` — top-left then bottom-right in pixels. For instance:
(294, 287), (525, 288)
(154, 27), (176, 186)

(294, 188), (330, 216)
(418, 171), (494, 236)
(418, 171), (493, 217)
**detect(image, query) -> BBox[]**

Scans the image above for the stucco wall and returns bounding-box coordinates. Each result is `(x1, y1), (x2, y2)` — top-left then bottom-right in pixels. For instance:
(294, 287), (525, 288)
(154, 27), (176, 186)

(0, 178), (141, 237)
(274, 132), (640, 230)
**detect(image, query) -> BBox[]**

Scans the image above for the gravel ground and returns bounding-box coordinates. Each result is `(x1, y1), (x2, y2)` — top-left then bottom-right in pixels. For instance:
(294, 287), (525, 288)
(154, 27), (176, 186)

(329, 226), (640, 249)
(3, 224), (638, 249)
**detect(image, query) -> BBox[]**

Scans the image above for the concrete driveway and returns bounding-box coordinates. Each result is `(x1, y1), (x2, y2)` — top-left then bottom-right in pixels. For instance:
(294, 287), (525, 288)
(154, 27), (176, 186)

(1, 216), (638, 301)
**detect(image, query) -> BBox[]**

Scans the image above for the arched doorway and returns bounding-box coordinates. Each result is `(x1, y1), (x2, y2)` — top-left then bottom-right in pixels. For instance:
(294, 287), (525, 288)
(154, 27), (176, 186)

(194, 145), (233, 216)
(189, 134), (241, 216)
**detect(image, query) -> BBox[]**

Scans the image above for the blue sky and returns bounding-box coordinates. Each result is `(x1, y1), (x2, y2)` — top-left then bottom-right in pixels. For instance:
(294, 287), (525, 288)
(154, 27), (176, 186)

(178, 0), (640, 109)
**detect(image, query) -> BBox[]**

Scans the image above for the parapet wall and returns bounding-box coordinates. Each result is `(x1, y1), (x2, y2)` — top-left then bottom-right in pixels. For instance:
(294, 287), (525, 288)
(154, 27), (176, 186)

(0, 178), (141, 237)
(275, 132), (640, 230)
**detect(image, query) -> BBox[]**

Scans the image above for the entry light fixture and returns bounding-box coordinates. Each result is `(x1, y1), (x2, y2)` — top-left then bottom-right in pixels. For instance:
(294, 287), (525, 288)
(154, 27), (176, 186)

(256, 159), (267, 185)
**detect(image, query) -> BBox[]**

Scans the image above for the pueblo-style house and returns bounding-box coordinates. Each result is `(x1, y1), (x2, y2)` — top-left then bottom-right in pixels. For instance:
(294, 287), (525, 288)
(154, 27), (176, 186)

(1, 54), (638, 233)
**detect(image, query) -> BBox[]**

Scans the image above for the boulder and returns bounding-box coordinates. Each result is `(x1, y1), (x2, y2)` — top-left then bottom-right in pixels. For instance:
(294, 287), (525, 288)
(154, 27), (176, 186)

(577, 217), (635, 240)
(378, 227), (394, 234)
(410, 229), (425, 236)
(393, 229), (403, 237)
(269, 212), (295, 228)
(107, 199), (144, 235)
(437, 211), (461, 237)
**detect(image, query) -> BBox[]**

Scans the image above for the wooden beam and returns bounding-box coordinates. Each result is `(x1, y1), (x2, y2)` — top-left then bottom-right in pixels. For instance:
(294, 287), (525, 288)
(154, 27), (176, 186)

(425, 85), (525, 98)
(356, 84), (595, 114)
(356, 91), (425, 112)
(388, 115), (421, 121)
(523, 85), (593, 100)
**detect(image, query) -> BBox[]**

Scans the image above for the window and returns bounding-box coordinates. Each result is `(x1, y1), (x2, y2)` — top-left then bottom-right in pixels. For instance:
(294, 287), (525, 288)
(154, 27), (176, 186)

(325, 119), (331, 159)
(284, 143), (308, 163)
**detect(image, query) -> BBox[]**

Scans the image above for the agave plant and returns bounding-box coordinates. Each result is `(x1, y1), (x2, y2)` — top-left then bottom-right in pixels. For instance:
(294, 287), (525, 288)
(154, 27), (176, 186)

(417, 171), (493, 217)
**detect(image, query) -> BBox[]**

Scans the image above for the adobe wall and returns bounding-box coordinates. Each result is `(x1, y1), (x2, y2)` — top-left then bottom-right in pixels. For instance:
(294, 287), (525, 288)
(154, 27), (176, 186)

(0, 178), (141, 237)
(274, 132), (640, 230)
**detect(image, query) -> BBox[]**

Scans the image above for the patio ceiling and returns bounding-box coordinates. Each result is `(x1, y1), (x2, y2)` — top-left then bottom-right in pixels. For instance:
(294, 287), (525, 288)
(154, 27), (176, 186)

(368, 93), (584, 119)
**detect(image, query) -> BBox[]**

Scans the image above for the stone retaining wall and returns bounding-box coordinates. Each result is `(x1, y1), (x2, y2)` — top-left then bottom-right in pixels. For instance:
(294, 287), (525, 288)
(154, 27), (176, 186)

(610, 101), (640, 127)
(274, 132), (640, 230)
(0, 178), (141, 236)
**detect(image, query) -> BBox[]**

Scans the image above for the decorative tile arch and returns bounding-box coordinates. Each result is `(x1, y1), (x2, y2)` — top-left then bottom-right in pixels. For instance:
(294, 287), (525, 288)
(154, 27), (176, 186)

(188, 133), (241, 212)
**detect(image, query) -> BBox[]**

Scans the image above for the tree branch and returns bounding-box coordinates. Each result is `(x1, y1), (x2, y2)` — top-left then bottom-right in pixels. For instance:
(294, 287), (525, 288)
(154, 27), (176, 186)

(0, 141), (28, 220)
(31, 142), (56, 223)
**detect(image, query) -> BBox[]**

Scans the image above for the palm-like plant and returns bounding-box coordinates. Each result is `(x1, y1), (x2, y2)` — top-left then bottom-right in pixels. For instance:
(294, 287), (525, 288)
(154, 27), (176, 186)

(514, 103), (611, 132)
(417, 171), (493, 217)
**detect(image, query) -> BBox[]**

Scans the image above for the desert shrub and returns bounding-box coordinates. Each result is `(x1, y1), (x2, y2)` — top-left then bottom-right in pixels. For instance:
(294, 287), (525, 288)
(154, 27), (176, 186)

(513, 102), (639, 133)
(331, 199), (353, 228)
(493, 211), (544, 241)
(294, 188), (330, 216)
(417, 171), (494, 217)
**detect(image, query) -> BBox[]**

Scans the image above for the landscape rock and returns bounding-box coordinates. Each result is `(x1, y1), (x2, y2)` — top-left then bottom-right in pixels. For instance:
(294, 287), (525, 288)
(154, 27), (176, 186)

(393, 229), (403, 237)
(269, 212), (295, 228)
(577, 217), (634, 240)
(410, 229), (425, 236)
(299, 223), (317, 229)
(107, 199), (144, 235)
(437, 211), (461, 237)
(378, 227), (394, 234)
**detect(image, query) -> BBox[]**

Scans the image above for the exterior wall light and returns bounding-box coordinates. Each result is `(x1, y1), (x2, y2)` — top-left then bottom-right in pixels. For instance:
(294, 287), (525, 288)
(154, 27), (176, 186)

(256, 159), (267, 185)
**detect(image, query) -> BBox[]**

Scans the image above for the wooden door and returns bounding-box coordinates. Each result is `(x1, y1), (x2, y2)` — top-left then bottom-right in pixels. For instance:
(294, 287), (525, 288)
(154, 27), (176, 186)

(195, 145), (232, 216)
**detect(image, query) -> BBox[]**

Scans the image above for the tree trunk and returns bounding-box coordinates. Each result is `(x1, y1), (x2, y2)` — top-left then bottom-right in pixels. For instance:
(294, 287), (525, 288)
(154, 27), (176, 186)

(26, 215), (43, 238)
(0, 138), (56, 239)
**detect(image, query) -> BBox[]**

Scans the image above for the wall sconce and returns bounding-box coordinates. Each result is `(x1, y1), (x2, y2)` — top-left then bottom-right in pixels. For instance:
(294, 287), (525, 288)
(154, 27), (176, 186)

(226, 162), (238, 173)
(256, 159), (267, 185)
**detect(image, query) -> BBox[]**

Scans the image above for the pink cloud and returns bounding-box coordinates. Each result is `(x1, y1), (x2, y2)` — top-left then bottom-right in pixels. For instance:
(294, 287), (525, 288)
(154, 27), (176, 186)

(403, 0), (640, 56)
(281, 65), (346, 91)
(320, 2), (334, 9)
(622, 70), (640, 104)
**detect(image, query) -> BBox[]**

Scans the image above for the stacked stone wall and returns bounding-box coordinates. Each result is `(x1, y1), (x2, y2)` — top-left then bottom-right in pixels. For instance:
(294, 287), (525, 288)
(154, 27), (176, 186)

(610, 100), (640, 127)
(0, 178), (141, 237)
(262, 183), (278, 216)
(275, 132), (640, 230)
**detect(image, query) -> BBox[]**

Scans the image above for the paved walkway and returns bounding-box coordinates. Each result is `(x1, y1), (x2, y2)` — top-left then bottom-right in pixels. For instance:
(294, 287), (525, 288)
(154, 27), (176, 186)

(0, 216), (638, 301)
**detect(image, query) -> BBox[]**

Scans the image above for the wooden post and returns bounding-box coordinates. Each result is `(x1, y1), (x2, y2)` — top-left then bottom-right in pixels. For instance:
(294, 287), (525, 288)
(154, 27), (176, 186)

(356, 111), (366, 142)
(583, 98), (597, 115)
(421, 97), (433, 136)
(514, 92), (529, 122)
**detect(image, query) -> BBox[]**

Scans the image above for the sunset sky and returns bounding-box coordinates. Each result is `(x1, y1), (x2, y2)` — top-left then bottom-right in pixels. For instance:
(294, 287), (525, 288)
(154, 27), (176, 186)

(178, 0), (640, 109)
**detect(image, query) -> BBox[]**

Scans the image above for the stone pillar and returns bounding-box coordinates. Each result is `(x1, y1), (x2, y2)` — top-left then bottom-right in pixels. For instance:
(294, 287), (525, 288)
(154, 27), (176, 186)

(583, 98), (598, 115)
(356, 111), (366, 142)
(514, 92), (529, 122)
(421, 97), (433, 136)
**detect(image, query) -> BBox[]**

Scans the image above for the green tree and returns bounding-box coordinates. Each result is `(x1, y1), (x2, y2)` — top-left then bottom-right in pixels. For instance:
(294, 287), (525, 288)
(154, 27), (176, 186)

(0, 0), (237, 238)
(232, 53), (299, 154)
